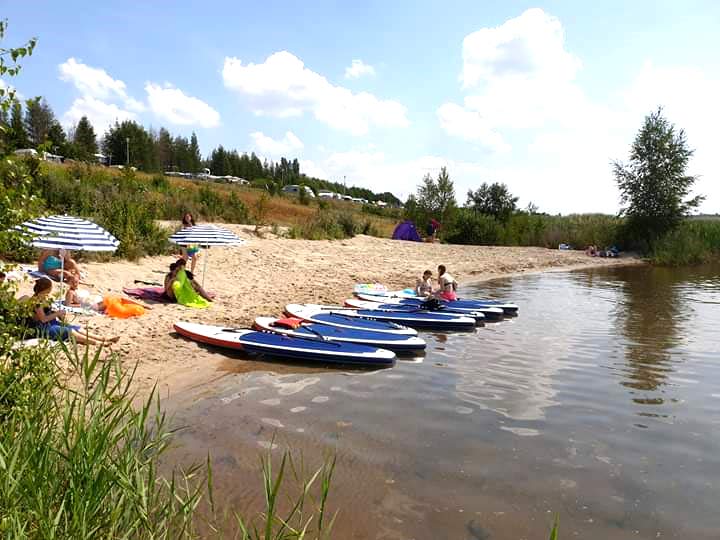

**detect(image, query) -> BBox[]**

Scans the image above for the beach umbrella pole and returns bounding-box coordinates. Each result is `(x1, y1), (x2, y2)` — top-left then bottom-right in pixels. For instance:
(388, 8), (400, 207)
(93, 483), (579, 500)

(202, 246), (208, 288)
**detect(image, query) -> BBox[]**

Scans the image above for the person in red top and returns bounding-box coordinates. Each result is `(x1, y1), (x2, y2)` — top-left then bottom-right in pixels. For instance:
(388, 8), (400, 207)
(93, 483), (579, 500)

(426, 219), (441, 242)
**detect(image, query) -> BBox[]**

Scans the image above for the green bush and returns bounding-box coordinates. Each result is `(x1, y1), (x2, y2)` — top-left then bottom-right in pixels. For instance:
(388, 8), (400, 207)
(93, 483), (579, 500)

(288, 210), (358, 240)
(649, 219), (720, 265)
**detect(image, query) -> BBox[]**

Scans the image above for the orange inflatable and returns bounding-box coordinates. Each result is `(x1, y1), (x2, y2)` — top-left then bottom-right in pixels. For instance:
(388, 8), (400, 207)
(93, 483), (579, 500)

(103, 295), (146, 318)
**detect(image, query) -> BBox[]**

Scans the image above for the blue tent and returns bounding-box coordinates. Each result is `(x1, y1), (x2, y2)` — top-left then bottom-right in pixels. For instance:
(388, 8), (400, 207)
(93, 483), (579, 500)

(392, 220), (422, 242)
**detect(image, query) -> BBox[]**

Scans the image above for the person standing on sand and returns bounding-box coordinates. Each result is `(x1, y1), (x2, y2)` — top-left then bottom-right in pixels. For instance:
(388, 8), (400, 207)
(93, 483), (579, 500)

(180, 212), (201, 274)
(426, 219), (440, 243)
(436, 264), (458, 301)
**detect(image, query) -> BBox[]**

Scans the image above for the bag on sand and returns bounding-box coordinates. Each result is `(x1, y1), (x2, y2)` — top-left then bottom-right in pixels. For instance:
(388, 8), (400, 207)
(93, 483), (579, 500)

(172, 269), (210, 309)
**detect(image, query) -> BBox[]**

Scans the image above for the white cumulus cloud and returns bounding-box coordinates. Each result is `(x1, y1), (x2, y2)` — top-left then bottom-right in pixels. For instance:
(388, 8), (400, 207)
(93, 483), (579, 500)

(62, 96), (138, 134)
(59, 57), (144, 111)
(250, 130), (304, 157)
(145, 83), (220, 128)
(222, 51), (408, 135)
(437, 103), (510, 153)
(345, 59), (376, 79)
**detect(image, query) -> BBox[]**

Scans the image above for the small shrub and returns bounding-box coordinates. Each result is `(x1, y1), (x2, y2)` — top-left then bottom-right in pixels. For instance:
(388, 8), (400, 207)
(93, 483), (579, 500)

(337, 213), (357, 237)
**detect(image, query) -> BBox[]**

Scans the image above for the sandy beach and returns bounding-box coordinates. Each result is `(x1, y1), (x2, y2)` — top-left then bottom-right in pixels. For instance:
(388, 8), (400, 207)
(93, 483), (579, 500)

(12, 224), (640, 398)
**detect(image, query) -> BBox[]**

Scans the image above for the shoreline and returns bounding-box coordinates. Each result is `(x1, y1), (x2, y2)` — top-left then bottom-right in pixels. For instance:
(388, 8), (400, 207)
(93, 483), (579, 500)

(14, 226), (643, 401)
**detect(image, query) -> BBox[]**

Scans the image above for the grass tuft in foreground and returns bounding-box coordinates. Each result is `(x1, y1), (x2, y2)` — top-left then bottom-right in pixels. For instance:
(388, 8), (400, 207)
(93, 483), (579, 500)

(0, 338), (336, 539)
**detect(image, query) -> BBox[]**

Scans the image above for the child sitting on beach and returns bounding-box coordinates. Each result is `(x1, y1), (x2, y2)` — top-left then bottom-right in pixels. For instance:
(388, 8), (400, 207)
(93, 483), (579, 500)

(415, 270), (434, 297)
(436, 264), (458, 301)
(21, 278), (119, 346)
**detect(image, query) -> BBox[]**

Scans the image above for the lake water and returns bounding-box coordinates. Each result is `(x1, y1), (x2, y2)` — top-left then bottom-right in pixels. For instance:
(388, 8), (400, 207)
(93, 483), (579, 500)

(165, 264), (720, 539)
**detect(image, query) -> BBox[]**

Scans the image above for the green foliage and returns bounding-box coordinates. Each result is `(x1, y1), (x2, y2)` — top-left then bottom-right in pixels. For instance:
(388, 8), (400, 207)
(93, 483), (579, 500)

(404, 167), (457, 236)
(467, 182), (518, 223)
(648, 219), (720, 266)
(72, 115), (98, 161)
(0, 19), (37, 116)
(103, 119), (157, 170)
(288, 210), (358, 240)
(297, 184), (310, 205)
(614, 107), (703, 248)
(549, 515), (559, 540)
(444, 209), (620, 249)
(0, 342), (208, 538)
(0, 157), (43, 259)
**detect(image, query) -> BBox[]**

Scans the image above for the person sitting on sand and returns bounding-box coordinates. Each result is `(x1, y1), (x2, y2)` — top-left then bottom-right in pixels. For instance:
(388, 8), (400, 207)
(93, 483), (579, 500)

(20, 278), (119, 346)
(38, 249), (81, 281)
(164, 258), (214, 303)
(585, 245), (598, 256)
(180, 212), (201, 274)
(436, 265), (458, 301)
(415, 270), (434, 297)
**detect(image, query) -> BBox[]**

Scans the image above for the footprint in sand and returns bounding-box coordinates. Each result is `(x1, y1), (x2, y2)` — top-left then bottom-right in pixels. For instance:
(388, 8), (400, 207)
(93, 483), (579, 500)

(290, 406), (306, 413)
(311, 396), (329, 404)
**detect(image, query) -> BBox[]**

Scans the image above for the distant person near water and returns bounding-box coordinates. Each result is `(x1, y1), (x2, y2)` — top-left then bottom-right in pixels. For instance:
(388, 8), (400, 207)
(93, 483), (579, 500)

(436, 264), (458, 301)
(180, 212), (201, 274)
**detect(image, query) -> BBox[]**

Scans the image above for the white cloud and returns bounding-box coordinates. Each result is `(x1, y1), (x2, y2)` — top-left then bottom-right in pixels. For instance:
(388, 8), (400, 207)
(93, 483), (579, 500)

(437, 102), (510, 153)
(59, 57), (144, 111)
(250, 130), (304, 157)
(145, 82), (220, 128)
(345, 59), (376, 79)
(222, 51), (408, 135)
(62, 96), (138, 133)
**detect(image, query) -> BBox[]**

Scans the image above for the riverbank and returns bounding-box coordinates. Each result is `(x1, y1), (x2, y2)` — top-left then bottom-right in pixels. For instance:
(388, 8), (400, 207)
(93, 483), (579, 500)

(16, 226), (641, 398)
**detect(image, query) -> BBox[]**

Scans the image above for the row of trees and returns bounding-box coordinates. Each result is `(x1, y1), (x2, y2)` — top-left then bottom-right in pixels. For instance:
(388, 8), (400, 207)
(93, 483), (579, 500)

(405, 107), (702, 251)
(0, 95), (400, 204)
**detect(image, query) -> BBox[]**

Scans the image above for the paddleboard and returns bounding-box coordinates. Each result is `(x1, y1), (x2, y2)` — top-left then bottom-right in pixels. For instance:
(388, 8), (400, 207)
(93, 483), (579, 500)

(287, 304), (476, 330)
(253, 317), (426, 352)
(174, 321), (396, 367)
(285, 304), (418, 335)
(355, 292), (518, 315)
(344, 298), (488, 322)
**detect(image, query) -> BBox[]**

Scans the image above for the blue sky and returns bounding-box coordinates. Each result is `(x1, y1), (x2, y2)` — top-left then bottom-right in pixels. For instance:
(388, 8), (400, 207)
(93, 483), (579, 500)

(3, 1), (719, 213)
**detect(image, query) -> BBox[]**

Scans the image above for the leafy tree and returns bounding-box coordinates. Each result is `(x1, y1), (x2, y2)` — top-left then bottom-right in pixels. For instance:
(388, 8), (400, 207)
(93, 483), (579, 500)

(46, 120), (69, 156)
(416, 166), (456, 223)
(613, 107), (703, 246)
(72, 115), (97, 161)
(102, 120), (157, 171)
(466, 182), (518, 223)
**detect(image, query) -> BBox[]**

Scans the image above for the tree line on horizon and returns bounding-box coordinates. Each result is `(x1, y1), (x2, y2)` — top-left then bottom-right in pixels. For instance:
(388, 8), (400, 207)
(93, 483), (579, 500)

(0, 97), (401, 206)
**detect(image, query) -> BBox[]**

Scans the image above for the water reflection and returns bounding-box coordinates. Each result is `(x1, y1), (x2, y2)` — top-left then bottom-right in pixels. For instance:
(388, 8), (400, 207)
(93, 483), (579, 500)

(613, 266), (688, 394)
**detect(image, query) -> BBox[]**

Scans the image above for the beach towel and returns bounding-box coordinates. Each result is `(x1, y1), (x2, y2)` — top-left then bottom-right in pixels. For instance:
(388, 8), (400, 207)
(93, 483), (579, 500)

(123, 286), (172, 303)
(172, 269), (210, 309)
(103, 295), (146, 318)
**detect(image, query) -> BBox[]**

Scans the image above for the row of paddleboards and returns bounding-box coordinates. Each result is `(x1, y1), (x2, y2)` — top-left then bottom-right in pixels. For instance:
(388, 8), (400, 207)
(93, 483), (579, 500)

(174, 287), (519, 368)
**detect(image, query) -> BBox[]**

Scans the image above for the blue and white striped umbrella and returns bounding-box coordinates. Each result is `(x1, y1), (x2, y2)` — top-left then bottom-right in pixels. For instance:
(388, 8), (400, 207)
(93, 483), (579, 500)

(17, 215), (120, 252)
(168, 224), (246, 287)
(168, 224), (245, 247)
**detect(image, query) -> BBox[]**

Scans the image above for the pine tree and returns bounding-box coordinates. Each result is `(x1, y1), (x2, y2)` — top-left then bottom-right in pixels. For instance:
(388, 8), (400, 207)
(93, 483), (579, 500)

(7, 101), (28, 150)
(155, 127), (173, 171)
(47, 121), (68, 156)
(73, 116), (98, 161)
(189, 132), (201, 173)
(24, 97), (56, 147)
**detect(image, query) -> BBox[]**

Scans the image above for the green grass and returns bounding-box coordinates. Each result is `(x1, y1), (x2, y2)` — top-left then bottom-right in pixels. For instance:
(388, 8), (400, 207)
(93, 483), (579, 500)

(649, 219), (720, 266)
(0, 335), (336, 539)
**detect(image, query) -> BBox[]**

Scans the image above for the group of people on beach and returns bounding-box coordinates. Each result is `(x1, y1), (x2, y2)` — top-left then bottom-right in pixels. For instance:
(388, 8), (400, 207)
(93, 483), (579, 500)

(415, 265), (458, 301)
(9, 212), (212, 345)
